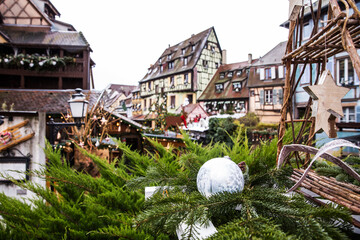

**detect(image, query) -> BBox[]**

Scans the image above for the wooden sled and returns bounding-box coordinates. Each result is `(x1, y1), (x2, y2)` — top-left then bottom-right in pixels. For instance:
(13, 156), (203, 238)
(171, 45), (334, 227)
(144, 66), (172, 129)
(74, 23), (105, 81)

(0, 120), (35, 152)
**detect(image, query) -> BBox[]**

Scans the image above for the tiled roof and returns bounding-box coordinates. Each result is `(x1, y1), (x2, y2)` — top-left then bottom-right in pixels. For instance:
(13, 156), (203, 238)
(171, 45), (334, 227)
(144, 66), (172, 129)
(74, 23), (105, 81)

(198, 61), (253, 101)
(0, 89), (101, 113)
(140, 27), (215, 82)
(108, 84), (137, 97)
(248, 41), (287, 88)
(0, 29), (89, 48)
(252, 41), (287, 66)
(100, 84), (137, 109)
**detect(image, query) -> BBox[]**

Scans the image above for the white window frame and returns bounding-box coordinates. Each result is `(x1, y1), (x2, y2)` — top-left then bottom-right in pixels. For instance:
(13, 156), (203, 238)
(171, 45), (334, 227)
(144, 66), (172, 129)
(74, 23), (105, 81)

(264, 89), (273, 103)
(337, 58), (355, 86)
(341, 107), (355, 123)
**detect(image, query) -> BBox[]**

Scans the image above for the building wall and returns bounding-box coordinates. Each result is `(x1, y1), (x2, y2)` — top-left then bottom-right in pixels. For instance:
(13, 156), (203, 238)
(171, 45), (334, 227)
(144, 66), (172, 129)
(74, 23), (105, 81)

(0, 112), (46, 202)
(194, 30), (222, 98)
(250, 86), (283, 124)
(0, 35), (7, 43)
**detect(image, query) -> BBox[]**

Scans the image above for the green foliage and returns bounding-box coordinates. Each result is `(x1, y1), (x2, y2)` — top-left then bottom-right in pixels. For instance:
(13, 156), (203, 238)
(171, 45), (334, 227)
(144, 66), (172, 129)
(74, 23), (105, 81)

(314, 157), (360, 185)
(0, 131), (355, 239)
(206, 117), (238, 146)
(237, 112), (260, 127)
(0, 142), (156, 239)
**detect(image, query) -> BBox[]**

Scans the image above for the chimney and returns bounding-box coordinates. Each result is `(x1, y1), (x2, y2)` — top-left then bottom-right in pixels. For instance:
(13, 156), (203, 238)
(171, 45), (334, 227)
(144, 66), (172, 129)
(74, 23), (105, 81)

(248, 53), (252, 64)
(222, 49), (227, 65)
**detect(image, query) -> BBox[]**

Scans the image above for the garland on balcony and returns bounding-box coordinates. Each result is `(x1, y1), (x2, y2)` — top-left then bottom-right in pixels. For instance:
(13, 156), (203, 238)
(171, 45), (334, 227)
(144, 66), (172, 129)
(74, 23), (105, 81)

(0, 53), (76, 71)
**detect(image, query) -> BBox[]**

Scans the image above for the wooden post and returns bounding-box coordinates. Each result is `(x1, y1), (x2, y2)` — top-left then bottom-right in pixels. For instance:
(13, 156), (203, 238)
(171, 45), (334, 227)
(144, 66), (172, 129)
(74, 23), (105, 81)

(277, 20), (296, 164)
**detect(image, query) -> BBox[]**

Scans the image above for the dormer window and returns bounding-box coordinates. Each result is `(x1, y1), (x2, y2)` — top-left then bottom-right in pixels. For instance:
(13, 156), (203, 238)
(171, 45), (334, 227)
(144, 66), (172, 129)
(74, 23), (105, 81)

(192, 45), (196, 52)
(215, 84), (223, 92)
(168, 61), (174, 69)
(183, 57), (188, 66)
(233, 82), (241, 92)
(160, 65), (163, 73)
(159, 58), (162, 64)
(228, 72), (233, 78)
(220, 73), (225, 79)
(236, 70), (242, 76)
(181, 48), (186, 55)
(167, 54), (172, 60)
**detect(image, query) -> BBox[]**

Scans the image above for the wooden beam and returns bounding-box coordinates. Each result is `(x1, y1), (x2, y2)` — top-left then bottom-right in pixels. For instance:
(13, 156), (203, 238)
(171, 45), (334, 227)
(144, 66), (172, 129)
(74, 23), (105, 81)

(330, 0), (360, 85)
(277, 20), (296, 164)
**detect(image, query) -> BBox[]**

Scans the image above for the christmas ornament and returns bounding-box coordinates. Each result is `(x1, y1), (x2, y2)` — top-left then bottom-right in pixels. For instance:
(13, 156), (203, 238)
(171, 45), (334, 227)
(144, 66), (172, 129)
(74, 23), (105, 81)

(197, 157), (244, 198)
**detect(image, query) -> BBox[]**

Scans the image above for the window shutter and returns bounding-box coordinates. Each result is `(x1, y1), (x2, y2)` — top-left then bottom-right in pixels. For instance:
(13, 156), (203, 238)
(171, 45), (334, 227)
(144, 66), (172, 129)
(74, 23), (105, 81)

(260, 90), (264, 105)
(278, 65), (284, 79)
(260, 68), (265, 80)
(278, 88), (283, 105)
(273, 89), (277, 104)
(271, 67), (276, 79)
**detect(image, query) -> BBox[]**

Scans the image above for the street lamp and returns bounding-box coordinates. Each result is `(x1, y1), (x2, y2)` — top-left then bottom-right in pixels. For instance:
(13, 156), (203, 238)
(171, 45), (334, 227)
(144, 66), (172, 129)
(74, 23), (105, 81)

(47, 88), (88, 145)
(68, 88), (89, 123)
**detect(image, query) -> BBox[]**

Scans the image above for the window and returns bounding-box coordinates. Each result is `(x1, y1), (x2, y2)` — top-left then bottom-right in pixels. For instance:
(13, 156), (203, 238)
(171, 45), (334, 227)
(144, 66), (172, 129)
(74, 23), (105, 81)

(233, 82), (241, 91)
(236, 70), (242, 76)
(148, 82), (152, 91)
(184, 73), (189, 85)
(187, 94), (193, 104)
(160, 65), (163, 73)
(155, 85), (159, 94)
(341, 107), (355, 123)
(159, 58), (162, 64)
(170, 96), (176, 108)
(220, 73), (225, 79)
(168, 61), (174, 69)
(170, 77), (175, 88)
(149, 99), (152, 110)
(227, 72), (233, 78)
(337, 58), (355, 86)
(211, 46), (215, 52)
(144, 99), (147, 110)
(204, 43), (208, 49)
(167, 54), (172, 60)
(203, 60), (209, 68)
(181, 48), (186, 55)
(303, 21), (311, 39)
(265, 90), (273, 103)
(183, 57), (188, 66)
(215, 84), (223, 92)
(265, 68), (271, 80)
(192, 45), (195, 51)
(215, 62), (219, 69)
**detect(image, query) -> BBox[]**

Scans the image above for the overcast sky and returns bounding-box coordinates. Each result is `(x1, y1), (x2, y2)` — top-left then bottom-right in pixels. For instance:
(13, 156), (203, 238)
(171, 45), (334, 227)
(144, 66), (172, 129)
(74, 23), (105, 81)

(51, 0), (290, 90)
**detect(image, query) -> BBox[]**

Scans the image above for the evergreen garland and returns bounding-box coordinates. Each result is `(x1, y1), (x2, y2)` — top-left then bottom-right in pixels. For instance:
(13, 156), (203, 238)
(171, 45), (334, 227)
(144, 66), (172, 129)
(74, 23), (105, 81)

(0, 53), (76, 71)
(0, 130), (356, 239)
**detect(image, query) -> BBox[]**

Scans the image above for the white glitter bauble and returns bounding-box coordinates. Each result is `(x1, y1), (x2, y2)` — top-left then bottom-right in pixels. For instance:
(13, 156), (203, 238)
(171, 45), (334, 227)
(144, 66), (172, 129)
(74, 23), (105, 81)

(197, 157), (244, 198)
